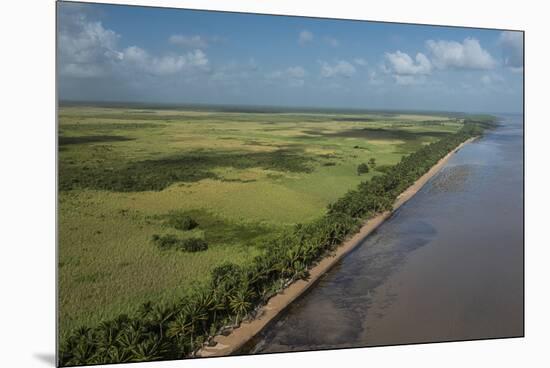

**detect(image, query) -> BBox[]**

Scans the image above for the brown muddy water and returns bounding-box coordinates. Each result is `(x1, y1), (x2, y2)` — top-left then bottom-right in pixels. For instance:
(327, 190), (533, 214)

(247, 114), (523, 353)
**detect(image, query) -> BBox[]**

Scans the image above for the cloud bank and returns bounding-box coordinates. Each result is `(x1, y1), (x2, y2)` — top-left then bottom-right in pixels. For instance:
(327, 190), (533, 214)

(319, 60), (356, 78)
(58, 10), (210, 80)
(426, 38), (496, 70)
(57, 3), (523, 113)
(385, 51), (432, 75)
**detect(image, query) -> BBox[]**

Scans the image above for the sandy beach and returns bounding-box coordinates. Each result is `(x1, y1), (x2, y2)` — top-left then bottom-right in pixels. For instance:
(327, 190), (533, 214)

(198, 137), (475, 357)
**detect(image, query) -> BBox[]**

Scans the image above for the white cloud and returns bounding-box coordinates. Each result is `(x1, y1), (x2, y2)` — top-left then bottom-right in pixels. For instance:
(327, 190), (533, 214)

(298, 30), (313, 45)
(58, 9), (209, 79)
(368, 70), (383, 85)
(324, 36), (340, 47)
(319, 60), (356, 78)
(499, 31), (523, 69)
(58, 12), (123, 77)
(122, 47), (208, 76)
(169, 34), (209, 48)
(353, 58), (368, 66)
(267, 66), (306, 87)
(426, 38), (496, 70)
(384, 51), (432, 75)
(186, 50), (209, 68)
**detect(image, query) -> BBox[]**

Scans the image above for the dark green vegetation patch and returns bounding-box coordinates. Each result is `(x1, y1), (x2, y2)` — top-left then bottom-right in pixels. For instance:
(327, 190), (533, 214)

(357, 163), (370, 175)
(167, 213), (198, 231)
(152, 234), (208, 252)
(307, 127), (452, 140)
(59, 149), (315, 192)
(59, 135), (135, 146)
(62, 122), (166, 130)
(165, 209), (277, 247)
(332, 117), (376, 122)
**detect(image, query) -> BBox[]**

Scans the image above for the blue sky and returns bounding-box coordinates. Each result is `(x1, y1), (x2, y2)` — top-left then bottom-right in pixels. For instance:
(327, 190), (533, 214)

(57, 2), (523, 113)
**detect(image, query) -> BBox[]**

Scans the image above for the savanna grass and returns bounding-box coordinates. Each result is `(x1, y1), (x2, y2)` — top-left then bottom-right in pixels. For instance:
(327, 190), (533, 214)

(59, 117), (495, 366)
(58, 105), (467, 349)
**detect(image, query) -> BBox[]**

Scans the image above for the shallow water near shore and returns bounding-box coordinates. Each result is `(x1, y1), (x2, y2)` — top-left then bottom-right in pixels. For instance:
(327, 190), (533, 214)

(247, 114), (523, 353)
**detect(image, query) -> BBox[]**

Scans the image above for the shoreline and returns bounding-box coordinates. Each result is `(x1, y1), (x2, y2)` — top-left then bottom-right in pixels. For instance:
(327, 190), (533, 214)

(198, 137), (476, 357)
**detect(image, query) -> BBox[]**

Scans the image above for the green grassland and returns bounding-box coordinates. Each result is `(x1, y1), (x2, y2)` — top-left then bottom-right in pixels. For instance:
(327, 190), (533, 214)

(58, 105), (462, 337)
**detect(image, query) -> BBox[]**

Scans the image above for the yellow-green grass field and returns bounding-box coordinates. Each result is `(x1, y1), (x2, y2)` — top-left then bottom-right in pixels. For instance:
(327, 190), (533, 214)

(58, 105), (462, 337)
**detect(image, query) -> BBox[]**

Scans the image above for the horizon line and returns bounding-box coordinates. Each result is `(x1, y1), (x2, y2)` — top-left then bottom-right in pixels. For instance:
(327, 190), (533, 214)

(58, 99), (521, 116)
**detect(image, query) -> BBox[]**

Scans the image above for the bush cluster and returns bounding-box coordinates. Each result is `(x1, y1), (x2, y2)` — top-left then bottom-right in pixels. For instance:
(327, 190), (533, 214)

(168, 214), (199, 231)
(357, 163), (369, 175)
(59, 119), (493, 366)
(152, 234), (208, 252)
(59, 149), (314, 192)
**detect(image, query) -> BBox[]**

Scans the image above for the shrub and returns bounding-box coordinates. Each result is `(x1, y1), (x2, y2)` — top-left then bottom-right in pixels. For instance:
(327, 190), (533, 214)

(169, 214), (198, 231)
(211, 263), (243, 290)
(357, 163), (369, 175)
(152, 235), (208, 252)
(151, 234), (179, 250)
(180, 238), (208, 252)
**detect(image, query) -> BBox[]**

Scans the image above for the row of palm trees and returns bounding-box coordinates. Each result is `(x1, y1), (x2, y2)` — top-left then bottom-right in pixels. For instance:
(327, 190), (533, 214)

(60, 212), (361, 366)
(59, 119), (492, 366)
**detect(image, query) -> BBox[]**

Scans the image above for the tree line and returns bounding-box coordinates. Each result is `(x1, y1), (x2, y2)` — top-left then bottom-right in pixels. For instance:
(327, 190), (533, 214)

(59, 118), (495, 366)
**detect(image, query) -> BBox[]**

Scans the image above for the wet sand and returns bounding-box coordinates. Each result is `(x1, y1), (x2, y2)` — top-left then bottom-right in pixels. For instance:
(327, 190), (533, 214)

(198, 137), (476, 357)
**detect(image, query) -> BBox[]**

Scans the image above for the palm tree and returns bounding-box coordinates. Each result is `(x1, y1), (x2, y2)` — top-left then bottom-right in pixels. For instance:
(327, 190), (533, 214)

(138, 301), (153, 319)
(249, 255), (277, 286)
(117, 320), (145, 351)
(203, 290), (226, 332)
(105, 345), (132, 364)
(292, 261), (309, 280)
(167, 312), (192, 355)
(229, 287), (254, 325)
(194, 291), (215, 324)
(96, 320), (121, 355)
(279, 247), (302, 278)
(302, 241), (320, 265)
(183, 302), (208, 352)
(148, 304), (174, 339)
(65, 328), (97, 366)
(130, 335), (166, 362)
(167, 301), (207, 355)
